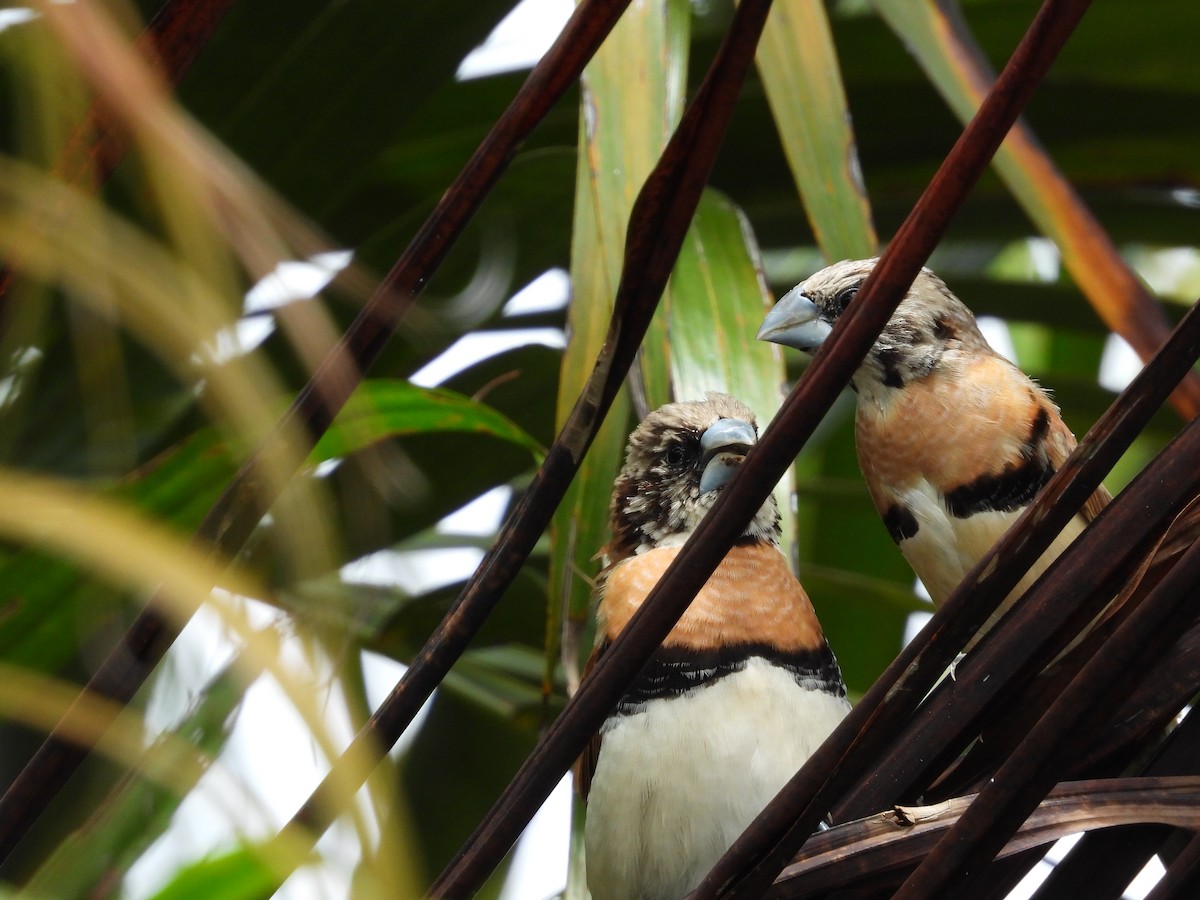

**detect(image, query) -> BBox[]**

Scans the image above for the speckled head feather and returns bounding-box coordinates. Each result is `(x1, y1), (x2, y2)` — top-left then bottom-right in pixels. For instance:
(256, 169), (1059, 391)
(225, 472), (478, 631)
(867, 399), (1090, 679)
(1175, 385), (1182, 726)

(605, 393), (780, 564)
(791, 257), (992, 398)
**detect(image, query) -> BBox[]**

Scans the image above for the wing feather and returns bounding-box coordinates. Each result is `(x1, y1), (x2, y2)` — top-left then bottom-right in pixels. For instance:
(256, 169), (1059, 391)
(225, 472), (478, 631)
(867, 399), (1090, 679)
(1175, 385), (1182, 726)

(1040, 405), (1112, 523)
(573, 641), (605, 802)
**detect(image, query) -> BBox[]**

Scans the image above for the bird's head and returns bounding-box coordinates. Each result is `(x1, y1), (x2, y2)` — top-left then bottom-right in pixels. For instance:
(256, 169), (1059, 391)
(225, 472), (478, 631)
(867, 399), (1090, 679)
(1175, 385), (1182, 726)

(757, 257), (989, 397)
(607, 393), (780, 561)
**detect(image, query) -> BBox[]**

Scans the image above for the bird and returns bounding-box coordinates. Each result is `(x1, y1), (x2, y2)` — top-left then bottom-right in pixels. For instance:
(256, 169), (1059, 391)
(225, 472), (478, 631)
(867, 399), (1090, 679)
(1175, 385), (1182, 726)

(581, 393), (851, 900)
(756, 258), (1112, 630)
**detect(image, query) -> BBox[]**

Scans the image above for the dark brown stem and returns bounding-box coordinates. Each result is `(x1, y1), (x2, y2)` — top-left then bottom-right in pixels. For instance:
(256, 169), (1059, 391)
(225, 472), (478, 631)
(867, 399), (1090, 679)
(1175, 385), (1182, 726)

(1028, 705), (1200, 900)
(1143, 830), (1200, 900)
(890, 528), (1200, 897)
(763, 776), (1200, 898)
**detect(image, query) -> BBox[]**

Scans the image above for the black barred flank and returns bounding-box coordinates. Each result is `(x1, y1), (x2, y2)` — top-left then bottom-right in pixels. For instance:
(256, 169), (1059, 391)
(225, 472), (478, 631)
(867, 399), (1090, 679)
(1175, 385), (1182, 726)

(883, 503), (920, 543)
(613, 642), (846, 717)
(944, 457), (1053, 518)
(944, 406), (1055, 518)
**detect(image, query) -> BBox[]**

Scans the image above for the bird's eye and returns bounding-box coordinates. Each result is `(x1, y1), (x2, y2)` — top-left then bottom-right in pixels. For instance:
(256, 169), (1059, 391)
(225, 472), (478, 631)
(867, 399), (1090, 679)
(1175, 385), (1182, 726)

(832, 285), (860, 315)
(665, 443), (688, 467)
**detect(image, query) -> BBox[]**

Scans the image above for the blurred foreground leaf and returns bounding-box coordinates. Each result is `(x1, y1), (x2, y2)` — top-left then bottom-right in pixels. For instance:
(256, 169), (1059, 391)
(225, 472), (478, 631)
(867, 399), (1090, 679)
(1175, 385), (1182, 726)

(28, 664), (243, 899)
(754, 0), (877, 260)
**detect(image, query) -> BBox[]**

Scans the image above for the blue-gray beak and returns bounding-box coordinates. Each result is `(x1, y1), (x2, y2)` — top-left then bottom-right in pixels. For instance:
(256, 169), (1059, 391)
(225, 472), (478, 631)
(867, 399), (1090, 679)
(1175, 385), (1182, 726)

(757, 286), (832, 352)
(699, 418), (757, 494)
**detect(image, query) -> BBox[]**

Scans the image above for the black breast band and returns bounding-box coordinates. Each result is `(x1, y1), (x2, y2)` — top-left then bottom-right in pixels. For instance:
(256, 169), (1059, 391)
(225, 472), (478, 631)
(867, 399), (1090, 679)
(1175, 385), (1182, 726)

(612, 641), (846, 717)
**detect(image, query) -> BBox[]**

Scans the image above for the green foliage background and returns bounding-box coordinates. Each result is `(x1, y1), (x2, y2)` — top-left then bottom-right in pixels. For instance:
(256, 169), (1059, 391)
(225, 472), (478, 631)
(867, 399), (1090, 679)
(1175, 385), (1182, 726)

(0, 0), (1196, 896)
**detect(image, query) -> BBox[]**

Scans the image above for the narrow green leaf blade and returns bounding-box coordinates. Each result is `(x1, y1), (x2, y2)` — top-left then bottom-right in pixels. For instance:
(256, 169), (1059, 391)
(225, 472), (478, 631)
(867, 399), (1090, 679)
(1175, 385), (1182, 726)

(550, 0), (691, 689)
(660, 190), (799, 553)
(312, 380), (543, 462)
(755, 0), (878, 261)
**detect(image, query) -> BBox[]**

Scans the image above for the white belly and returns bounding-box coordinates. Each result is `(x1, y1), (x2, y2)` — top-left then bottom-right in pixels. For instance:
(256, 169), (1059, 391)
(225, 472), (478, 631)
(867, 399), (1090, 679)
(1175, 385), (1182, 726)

(584, 659), (850, 900)
(898, 479), (1089, 624)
